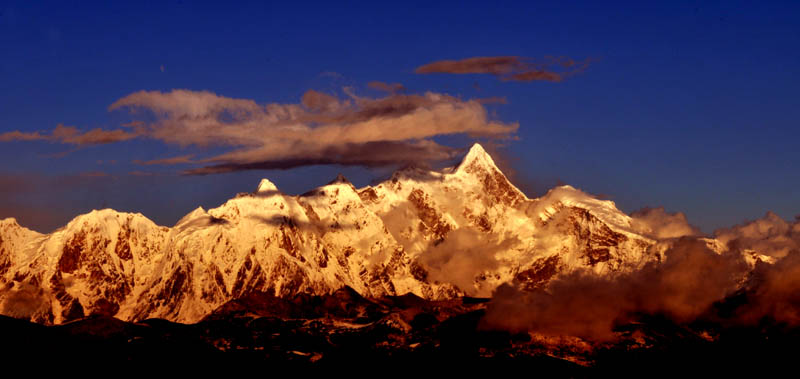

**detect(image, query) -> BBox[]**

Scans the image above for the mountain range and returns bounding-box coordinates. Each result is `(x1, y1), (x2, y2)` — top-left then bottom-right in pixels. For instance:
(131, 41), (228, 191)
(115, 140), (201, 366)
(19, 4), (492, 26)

(0, 144), (769, 326)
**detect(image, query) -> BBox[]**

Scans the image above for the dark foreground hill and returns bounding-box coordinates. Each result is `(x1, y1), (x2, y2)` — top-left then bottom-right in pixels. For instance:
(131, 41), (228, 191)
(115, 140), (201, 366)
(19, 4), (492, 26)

(2, 288), (797, 376)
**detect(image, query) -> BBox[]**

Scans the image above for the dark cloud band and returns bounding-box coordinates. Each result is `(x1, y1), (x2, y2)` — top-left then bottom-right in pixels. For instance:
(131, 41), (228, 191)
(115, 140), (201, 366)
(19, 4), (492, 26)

(416, 56), (591, 82)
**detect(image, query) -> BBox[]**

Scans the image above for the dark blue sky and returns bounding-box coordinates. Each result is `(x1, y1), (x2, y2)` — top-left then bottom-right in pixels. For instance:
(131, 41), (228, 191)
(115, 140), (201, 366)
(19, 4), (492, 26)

(1, 0), (798, 233)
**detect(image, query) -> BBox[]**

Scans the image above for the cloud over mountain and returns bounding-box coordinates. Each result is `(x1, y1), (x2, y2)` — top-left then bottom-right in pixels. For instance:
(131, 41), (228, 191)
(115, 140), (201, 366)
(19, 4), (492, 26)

(483, 239), (751, 341)
(714, 212), (800, 258)
(630, 206), (701, 239)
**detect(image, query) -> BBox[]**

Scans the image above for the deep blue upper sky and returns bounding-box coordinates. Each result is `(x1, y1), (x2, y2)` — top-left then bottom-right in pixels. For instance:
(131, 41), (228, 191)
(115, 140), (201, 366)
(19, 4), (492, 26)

(1, 0), (798, 233)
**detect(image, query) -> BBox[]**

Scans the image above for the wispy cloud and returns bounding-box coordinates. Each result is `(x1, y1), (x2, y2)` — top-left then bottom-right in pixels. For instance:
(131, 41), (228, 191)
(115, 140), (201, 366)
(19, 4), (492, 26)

(367, 81), (405, 93)
(1, 83), (518, 174)
(128, 171), (154, 176)
(106, 88), (517, 174)
(0, 130), (45, 142)
(416, 56), (591, 82)
(79, 171), (110, 178)
(0, 124), (139, 146)
(134, 154), (195, 166)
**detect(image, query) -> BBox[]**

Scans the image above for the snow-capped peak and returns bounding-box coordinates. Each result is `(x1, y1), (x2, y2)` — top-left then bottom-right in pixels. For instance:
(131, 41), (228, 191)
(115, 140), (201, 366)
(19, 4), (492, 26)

(175, 206), (208, 227)
(535, 185), (637, 236)
(0, 217), (20, 228)
(455, 143), (499, 174)
(256, 178), (279, 194)
(0, 217), (38, 237)
(328, 173), (352, 186)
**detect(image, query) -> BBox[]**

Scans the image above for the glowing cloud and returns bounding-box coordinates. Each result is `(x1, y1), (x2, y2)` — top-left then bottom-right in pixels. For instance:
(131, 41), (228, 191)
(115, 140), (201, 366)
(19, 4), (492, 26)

(107, 88), (518, 174)
(715, 212), (800, 258)
(630, 207), (701, 239)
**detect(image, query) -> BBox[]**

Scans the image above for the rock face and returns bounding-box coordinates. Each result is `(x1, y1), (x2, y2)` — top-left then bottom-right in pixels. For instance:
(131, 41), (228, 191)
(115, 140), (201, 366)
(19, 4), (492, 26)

(0, 143), (667, 324)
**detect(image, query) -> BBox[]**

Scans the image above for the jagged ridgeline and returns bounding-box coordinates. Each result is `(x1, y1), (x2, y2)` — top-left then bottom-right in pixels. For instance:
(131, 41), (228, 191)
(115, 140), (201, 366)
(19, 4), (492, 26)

(1, 144), (665, 324)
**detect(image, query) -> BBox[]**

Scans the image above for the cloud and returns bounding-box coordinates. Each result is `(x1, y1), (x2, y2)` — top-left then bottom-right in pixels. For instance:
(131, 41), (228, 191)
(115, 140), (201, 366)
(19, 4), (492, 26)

(630, 207), (702, 239)
(0, 282), (50, 319)
(735, 250), (800, 325)
(184, 140), (458, 175)
(127, 171), (157, 176)
(506, 70), (562, 82)
(0, 130), (45, 142)
(1, 85), (516, 173)
(107, 88), (517, 174)
(416, 56), (591, 82)
(417, 56), (521, 75)
(79, 171), (110, 178)
(418, 228), (520, 297)
(301, 89), (342, 113)
(367, 81), (405, 93)
(482, 239), (749, 341)
(134, 154), (195, 166)
(108, 90), (263, 130)
(0, 124), (139, 146)
(474, 96), (508, 105)
(49, 123), (138, 145)
(714, 212), (800, 258)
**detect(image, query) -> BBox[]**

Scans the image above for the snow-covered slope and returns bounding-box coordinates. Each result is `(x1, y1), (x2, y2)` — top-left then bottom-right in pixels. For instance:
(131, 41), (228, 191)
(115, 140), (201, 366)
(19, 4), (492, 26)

(0, 143), (725, 324)
(361, 144), (658, 295)
(0, 211), (166, 324)
(120, 175), (457, 323)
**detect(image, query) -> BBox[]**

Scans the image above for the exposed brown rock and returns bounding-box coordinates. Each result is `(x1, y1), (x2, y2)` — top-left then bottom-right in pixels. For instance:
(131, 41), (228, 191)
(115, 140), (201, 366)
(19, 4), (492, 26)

(358, 187), (379, 202)
(515, 255), (561, 290)
(115, 228), (133, 261)
(300, 201), (321, 224)
(0, 248), (9, 277)
(61, 298), (85, 322)
(90, 298), (119, 317)
(247, 263), (267, 294)
(316, 247), (329, 268)
(566, 207), (628, 266)
(49, 273), (71, 306)
(232, 260), (249, 297)
(463, 159), (524, 207)
(410, 261), (429, 282)
(59, 231), (86, 273)
(0, 234), (7, 275)
(473, 213), (492, 232)
(279, 226), (298, 258)
(269, 255), (308, 297)
(211, 263), (227, 296)
(158, 266), (191, 313)
(408, 189), (452, 241)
